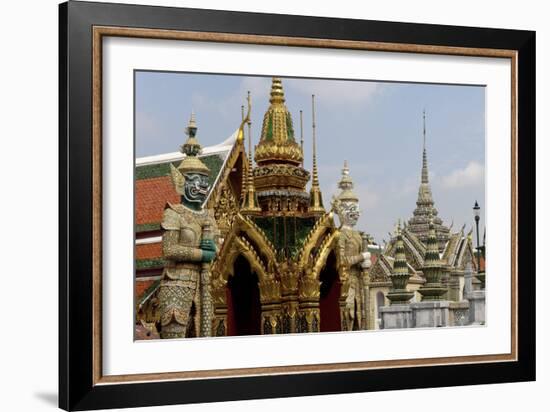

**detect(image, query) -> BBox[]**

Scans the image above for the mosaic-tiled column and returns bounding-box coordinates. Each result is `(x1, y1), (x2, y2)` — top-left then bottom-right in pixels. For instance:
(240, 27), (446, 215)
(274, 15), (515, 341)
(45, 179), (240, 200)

(298, 277), (321, 333)
(259, 278), (282, 334)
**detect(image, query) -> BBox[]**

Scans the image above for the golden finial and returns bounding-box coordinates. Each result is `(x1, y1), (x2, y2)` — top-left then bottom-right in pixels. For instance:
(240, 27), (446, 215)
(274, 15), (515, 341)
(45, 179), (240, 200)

(269, 77), (285, 104)
(255, 77), (303, 165)
(247, 92), (252, 158)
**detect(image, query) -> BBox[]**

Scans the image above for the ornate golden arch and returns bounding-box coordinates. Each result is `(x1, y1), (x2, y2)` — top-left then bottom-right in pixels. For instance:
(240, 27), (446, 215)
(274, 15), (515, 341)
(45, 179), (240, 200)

(235, 214), (277, 265)
(310, 230), (343, 281)
(297, 213), (334, 269)
(212, 212), (278, 278)
(211, 233), (273, 309)
(215, 235), (269, 282)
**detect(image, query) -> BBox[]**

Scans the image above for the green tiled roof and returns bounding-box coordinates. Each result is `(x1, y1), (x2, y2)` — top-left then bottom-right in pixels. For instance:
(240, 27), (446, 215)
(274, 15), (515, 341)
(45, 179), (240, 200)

(136, 258), (165, 270)
(136, 222), (161, 233)
(136, 153), (225, 188)
(253, 216), (317, 259)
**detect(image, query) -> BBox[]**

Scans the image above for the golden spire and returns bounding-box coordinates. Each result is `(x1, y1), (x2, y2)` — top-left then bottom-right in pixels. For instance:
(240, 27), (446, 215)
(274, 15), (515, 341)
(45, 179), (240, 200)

(240, 104), (247, 201)
(254, 77), (303, 165)
(311, 95), (318, 187)
(309, 94), (324, 213)
(241, 91), (261, 214)
(300, 109), (304, 166)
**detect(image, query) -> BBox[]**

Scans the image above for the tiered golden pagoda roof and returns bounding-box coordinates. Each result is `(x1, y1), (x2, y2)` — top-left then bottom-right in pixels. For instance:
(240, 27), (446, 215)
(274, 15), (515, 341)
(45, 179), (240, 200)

(255, 78), (304, 166)
(252, 78), (310, 198)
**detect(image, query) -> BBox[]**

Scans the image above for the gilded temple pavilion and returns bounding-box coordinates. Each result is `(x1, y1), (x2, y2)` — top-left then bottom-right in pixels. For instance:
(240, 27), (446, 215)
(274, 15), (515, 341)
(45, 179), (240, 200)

(135, 78), (484, 337)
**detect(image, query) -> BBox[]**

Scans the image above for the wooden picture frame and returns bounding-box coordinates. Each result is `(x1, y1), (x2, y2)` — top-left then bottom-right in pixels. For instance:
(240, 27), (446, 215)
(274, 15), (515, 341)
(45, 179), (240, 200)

(59, 1), (535, 410)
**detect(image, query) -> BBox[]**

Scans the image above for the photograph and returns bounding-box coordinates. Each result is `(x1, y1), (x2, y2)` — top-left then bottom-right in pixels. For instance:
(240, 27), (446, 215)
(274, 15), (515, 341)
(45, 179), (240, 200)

(134, 73), (486, 339)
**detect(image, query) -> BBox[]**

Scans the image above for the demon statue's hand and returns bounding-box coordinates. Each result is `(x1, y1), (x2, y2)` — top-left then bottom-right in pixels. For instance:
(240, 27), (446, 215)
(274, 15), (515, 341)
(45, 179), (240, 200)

(200, 249), (216, 263)
(200, 238), (217, 252)
(361, 251), (372, 269)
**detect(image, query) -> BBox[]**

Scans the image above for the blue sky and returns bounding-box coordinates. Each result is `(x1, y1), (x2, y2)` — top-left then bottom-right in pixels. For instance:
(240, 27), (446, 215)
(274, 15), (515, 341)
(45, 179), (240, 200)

(135, 71), (485, 245)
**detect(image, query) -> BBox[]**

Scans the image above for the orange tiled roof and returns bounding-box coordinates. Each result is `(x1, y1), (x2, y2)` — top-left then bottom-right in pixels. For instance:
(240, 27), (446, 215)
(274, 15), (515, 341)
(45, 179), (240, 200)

(135, 176), (179, 225)
(136, 242), (162, 260)
(135, 279), (157, 298)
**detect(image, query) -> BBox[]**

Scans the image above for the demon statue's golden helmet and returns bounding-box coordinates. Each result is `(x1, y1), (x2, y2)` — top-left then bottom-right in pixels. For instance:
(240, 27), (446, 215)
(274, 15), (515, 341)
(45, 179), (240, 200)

(332, 161), (361, 228)
(170, 112), (211, 207)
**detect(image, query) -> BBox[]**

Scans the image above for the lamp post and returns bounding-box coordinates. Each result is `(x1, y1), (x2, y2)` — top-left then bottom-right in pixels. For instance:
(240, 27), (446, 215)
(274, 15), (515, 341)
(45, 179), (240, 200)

(473, 201), (484, 288)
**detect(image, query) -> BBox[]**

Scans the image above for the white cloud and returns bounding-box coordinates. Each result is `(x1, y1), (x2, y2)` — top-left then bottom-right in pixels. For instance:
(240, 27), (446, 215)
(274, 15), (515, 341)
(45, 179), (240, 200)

(191, 77), (271, 126)
(391, 175), (419, 197)
(355, 184), (380, 210)
(441, 161), (484, 189)
(135, 111), (156, 136)
(193, 76), (381, 127)
(241, 76), (271, 104)
(285, 78), (381, 105)
(318, 172), (379, 226)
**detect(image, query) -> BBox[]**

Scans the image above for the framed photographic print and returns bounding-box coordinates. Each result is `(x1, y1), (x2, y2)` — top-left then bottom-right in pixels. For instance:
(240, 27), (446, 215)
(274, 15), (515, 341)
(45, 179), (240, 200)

(59, 1), (535, 410)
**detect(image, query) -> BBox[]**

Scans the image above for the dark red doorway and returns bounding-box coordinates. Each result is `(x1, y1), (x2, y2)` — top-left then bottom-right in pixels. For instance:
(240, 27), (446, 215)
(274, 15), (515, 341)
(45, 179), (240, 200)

(226, 255), (261, 336)
(319, 252), (341, 332)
